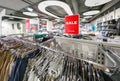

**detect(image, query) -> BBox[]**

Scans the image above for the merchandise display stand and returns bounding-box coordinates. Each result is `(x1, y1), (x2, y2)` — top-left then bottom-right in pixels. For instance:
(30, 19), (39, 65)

(40, 36), (120, 70)
(1, 36), (119, 81)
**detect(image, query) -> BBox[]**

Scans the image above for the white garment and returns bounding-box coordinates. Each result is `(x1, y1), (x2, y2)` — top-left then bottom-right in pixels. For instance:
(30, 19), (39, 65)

(28, 70), (40, 81)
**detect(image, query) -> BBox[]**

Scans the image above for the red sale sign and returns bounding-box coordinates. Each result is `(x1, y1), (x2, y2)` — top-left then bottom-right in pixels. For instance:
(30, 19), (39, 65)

(25, 19), (30, 30)
(65, 14), (79, 34)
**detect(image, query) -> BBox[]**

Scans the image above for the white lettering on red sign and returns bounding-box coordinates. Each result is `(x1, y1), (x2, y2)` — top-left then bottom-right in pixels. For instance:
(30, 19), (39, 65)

(66, 21), (77, 25)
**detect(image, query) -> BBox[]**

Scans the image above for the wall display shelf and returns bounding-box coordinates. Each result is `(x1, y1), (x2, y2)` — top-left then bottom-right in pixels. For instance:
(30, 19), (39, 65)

(97, 19), (118, 37)
(117, 18), (120, 35)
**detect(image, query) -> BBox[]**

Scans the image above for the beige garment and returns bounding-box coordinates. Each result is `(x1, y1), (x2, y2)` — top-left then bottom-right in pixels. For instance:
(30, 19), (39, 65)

(0, 50), (14, 81)
(3, 56), (14, 81)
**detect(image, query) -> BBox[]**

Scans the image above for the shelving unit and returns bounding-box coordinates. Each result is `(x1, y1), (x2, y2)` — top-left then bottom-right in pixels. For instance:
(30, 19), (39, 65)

(117, 18), (120, 35)
(97, 19), (118, 37)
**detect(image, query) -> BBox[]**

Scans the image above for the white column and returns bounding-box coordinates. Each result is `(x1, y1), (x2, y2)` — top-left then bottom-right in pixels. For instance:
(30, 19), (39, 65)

(0, 9), (6, 36)
(46, 20), (53, 31)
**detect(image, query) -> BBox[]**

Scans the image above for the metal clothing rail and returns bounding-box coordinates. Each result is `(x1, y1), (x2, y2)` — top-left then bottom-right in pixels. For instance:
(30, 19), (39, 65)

(108, 50), (120, 61)
(55, 36), (120, 48)
(99, 47), (117, 68)
(55, 36), (101, 45)
(12, 37), (108, 70)
(40, 45), (108, 71)
(54, 36), (120, 67)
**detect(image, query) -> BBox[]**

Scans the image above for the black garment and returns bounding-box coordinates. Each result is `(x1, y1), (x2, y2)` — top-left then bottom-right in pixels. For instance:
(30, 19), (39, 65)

(0, 36), (6, 38)
(111, 69), (120, 81)
(8, 49), (40, 81)
(98, 70), (113, 81)
(8, 58), (21, 81)
(117, 18), (120, 35)
(42, 36), (53, 42)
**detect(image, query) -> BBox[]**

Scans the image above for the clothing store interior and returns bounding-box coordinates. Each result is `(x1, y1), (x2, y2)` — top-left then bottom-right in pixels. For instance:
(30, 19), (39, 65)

(0, 0), (120, 81)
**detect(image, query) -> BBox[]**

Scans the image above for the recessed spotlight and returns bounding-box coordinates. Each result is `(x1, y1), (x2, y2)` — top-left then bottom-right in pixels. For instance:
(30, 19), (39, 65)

(83, 10), (100, 16)
(27, 7), (33, 12)
(85, 0), (112, 7)
(23, 12), (38, 16)
(81, 18), (88, 22)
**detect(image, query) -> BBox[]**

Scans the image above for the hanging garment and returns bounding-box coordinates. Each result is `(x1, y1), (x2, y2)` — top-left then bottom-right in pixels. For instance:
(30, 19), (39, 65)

(0, 37), (115, 81)
(100, 70), (113, 81)
(111, 69), (120, 81)
(27, 70), (40, 81)
(31, 54), (114, 81)
(23, 50), (43, 81)
(0, 50), (14, 81)
(8, 49), (40, 81)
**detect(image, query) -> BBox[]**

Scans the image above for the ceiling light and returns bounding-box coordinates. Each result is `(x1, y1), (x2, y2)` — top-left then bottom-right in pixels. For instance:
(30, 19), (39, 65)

(38, 1), (73, 18)
(84, 16), (92, 19)
(27, 7), (33, 12)
(83, 10), (100, 16)
(81, 18), (88, 22)
(41, 19), (48, 21)
(23, 12), (38, 16)
(85, 0), (112, 7)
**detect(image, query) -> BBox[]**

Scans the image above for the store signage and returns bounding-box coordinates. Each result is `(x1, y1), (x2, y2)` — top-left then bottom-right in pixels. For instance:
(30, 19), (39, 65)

(31, 24), (38, 30)
(65, 21), (77, 25)
(25, 19), (30, 29)
(65, 14), (79, 34)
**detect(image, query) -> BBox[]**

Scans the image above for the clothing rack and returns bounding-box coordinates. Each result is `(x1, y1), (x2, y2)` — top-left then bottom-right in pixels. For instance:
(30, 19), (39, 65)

(1, 36), (119, 70)
(0, 36), (108, 71)
(19, 36), (120, 68)
(54, 36), (120, 67)
(99, 46), (117, 68)
(16, 36), (119, 71)
(55, 36), (120, 48)
(40, 45), (108, 71)
(24, 37), (108, 71)
(1, 36), (116, 81)
(108, 50), (120, 61)
(39, 37), (110, 71)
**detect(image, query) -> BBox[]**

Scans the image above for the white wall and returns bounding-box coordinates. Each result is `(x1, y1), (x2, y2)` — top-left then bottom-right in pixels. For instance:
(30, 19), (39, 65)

(116, 8), (120, 19)
(2, 20), (24, 36)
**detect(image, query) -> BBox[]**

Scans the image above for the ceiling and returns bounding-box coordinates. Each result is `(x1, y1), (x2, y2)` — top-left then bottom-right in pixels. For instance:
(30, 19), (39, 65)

(0, 0), (120, 22)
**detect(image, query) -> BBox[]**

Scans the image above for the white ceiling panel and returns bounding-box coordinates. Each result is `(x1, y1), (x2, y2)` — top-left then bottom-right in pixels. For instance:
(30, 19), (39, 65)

(6, 9), (14, 14)
(85, 0), (112, 7)
(0, 8), (3, 12)
(83, 10), (100, 16)
(0, 8), (15, 15)
(29, 0), (42, 3)
(0, 0), (29, 10)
